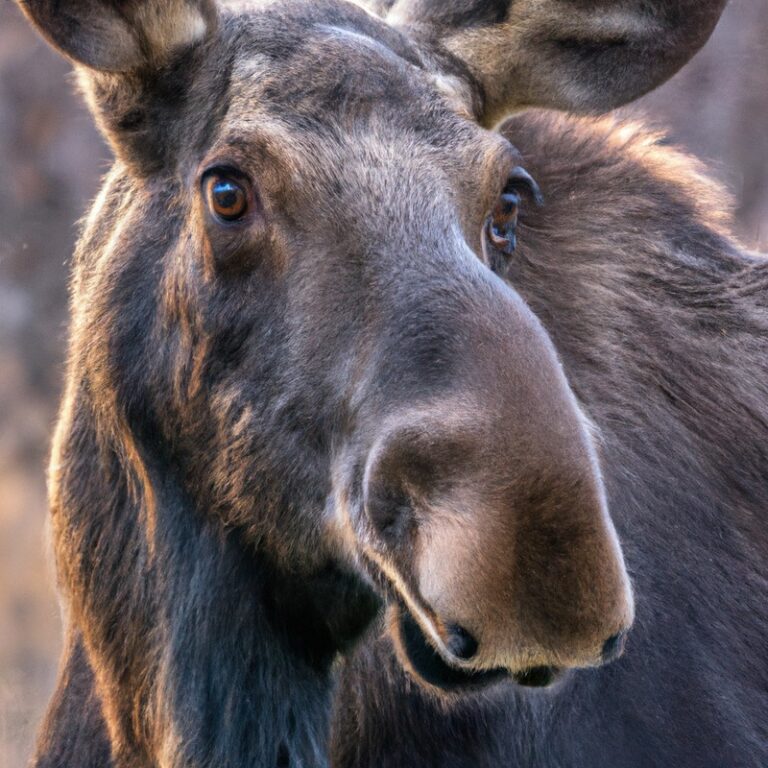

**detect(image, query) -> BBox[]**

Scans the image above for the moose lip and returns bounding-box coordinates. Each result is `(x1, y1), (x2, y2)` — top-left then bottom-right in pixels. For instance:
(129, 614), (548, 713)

(393, 605), (562, 692)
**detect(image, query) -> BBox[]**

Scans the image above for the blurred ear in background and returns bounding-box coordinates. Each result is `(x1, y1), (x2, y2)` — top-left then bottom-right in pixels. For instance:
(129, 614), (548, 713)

(0, 1), (766, 765)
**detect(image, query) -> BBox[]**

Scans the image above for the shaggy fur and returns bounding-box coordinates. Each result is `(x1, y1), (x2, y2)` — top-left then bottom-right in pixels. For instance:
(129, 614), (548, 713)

(17, 1), (764, 767)
(331, 113), (768, 767)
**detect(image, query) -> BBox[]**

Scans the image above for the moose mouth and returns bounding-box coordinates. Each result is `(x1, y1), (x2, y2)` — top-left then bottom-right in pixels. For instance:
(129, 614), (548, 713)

(391, 604), (563, 693)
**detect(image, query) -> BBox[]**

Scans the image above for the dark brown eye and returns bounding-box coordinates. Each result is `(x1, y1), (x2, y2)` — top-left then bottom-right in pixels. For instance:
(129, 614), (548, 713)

(204, 171), (250, 222)
(486, 166), (543, 256)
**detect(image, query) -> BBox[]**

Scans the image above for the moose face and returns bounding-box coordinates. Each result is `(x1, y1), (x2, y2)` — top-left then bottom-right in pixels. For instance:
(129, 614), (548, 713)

(20, 0), (724, 693)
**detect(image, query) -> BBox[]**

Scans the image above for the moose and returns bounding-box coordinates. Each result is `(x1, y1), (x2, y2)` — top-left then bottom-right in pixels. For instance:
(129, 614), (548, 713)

(19, 0), (766, 766)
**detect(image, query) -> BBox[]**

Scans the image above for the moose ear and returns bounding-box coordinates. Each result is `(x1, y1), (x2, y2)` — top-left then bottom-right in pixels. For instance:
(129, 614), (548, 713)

(18, 0), (219, 170)
(17, 0), (216, 72)
(379, 0), (726, 124)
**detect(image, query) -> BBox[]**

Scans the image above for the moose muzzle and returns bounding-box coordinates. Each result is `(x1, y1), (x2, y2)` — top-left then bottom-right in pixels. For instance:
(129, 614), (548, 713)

(354, 277), (634, 692)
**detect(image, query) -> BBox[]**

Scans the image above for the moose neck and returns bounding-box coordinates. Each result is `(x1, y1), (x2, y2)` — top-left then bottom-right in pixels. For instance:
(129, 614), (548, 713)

(52, 388), (379, 768)
(147, 482), (333, 768)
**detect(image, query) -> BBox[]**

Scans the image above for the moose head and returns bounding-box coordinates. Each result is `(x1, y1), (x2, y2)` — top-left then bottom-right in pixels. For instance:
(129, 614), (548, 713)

(21, 0), (725, 764)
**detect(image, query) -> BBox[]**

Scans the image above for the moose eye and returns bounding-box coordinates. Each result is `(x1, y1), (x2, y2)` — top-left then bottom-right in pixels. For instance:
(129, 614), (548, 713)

(486, 166), (543, 256)
(203, 170), (250, 222)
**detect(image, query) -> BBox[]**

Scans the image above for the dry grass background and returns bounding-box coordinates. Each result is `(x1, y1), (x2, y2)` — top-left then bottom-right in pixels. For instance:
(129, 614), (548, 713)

(0, 0), (766, 764)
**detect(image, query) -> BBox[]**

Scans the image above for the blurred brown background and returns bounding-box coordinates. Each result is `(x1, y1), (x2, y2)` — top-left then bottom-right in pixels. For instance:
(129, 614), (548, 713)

(0, 0), (766, 764)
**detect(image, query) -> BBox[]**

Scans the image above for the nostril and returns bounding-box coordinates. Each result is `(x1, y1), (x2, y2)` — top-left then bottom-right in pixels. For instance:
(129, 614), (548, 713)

(602, 630), (627, 663)
(445, 624), (478, 660)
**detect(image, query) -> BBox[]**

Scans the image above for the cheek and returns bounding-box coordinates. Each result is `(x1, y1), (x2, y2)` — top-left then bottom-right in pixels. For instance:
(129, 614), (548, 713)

(204, 224), (279, 277)
(192, 191), (283, 278)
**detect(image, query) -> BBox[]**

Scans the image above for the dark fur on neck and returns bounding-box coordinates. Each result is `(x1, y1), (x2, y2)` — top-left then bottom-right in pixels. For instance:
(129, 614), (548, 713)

(35, 384), (379, 768)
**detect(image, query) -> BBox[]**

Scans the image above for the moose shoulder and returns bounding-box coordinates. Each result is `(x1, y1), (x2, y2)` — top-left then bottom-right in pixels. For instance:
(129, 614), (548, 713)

(15, 0), (764, 766)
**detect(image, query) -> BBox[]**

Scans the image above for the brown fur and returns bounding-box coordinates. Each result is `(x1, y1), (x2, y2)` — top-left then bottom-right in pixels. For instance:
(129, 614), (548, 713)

(332, 112), (768, 767)
(367, 0), (727, 120)
(14, 1), (759, 767)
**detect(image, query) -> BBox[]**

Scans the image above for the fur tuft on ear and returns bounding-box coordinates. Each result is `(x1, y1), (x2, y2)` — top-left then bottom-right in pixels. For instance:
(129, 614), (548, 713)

(17, 0), (215, 72)
(17, 0), (220, 172)
(370, 0), (727, 124)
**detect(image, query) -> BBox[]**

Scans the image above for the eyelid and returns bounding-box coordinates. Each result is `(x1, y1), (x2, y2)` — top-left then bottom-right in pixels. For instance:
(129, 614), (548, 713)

(201, 163), (252, 185)
(494, 142), (524, 196)
(503, 166), (544, 206)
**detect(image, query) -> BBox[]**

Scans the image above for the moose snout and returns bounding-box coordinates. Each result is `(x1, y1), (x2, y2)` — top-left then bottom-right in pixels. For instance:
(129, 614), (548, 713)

(445, 624), (629, 669)
(361, 398), (634, 683)
(351, 276), (634, 688)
